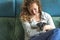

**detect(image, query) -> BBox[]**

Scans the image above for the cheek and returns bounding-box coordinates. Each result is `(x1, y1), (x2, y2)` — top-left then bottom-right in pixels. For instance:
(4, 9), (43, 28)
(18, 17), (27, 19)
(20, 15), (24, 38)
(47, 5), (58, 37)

(33, 8), (38, 13)
(35, 9), (38, 13)
(37, 8), (39, 12)
(36, 9), (38, 12)
(34, 7), (38, 13)
(34, 10), (37, 13)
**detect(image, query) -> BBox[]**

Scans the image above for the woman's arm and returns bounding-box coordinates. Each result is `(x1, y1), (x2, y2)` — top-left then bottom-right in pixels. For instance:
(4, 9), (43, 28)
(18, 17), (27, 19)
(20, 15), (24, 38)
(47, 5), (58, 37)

(47, 14), (55, 28)
(43, 13), (56, 31)
(21, 20), (31, 36)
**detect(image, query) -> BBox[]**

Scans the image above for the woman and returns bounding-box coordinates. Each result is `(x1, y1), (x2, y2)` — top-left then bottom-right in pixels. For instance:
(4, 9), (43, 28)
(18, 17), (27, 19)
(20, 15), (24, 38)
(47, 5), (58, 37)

(20, 0), (60, 40)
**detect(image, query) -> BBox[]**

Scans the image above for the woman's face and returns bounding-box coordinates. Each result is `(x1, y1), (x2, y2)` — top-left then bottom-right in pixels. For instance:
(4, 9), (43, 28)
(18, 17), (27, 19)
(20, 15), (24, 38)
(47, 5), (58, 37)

(28, 3), (39, 15)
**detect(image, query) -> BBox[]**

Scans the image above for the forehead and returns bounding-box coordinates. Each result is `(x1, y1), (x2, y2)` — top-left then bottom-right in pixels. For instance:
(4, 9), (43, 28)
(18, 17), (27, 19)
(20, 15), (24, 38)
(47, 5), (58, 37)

(29, 3), (38, 8)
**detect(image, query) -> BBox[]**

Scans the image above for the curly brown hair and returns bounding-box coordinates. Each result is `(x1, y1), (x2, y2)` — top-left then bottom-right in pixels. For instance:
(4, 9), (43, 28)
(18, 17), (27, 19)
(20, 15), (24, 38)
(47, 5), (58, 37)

(20, 0), (42, 22)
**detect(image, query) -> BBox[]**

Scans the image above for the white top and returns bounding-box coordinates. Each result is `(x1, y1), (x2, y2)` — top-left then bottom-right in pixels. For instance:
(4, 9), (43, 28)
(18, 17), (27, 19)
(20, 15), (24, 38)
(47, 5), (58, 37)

(21, 11), (56, 40)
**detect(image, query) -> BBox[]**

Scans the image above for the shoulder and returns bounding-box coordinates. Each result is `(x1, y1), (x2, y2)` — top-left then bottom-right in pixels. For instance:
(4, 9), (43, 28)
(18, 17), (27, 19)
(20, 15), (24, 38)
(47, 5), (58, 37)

(42, 11), (51, 16)
(41, 11), (52, 19)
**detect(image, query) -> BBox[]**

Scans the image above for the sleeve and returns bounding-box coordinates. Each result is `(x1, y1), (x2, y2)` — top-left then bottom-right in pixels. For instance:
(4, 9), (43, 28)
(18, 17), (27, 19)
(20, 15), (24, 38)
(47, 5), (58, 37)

(45, 13), (56, 28)
(21, 20), (31, 35)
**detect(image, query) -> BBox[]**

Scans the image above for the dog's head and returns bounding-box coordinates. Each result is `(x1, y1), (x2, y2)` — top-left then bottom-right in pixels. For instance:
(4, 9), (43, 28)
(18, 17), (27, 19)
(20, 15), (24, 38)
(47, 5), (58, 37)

(37, 22), (47, 30)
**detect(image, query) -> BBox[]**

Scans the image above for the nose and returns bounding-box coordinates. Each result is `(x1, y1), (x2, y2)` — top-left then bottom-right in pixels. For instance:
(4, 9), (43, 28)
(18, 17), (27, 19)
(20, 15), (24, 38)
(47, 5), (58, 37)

(32, 9), (36, 14)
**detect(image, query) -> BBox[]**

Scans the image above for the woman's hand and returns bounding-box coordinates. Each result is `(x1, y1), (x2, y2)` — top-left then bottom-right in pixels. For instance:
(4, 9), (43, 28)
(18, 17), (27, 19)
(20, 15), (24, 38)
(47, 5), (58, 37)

(43, 25), (55, 32)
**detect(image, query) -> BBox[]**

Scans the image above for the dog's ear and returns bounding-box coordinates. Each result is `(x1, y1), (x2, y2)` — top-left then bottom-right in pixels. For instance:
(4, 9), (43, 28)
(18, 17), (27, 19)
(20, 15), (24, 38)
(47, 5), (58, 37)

(37, 22), (46, 27)
(43, 23), (47, 26)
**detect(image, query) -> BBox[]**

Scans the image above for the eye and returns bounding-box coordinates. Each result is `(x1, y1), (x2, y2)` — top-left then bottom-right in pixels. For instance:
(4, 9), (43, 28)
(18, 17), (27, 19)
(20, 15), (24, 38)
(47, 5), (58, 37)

(34, 8), (36, 10)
